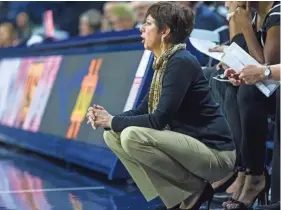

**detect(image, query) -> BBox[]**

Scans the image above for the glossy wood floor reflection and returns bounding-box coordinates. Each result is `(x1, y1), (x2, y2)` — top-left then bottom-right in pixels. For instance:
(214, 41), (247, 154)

(0, 144), (233, 210)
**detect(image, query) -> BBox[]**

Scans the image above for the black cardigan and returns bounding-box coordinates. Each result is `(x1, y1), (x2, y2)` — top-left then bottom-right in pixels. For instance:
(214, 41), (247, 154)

(111, 50), (235, 151)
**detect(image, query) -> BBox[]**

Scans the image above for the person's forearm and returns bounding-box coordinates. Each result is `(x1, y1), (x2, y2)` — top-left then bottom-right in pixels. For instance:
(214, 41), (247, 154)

(229, 18), (243, 41)
(270, 64), (281, 81)
(242, 26), (265, 64)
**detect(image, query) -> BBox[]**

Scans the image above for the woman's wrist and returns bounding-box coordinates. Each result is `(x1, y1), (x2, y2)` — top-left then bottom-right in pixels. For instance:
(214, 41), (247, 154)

(263, 64), (272, 80)
(240, 21), (252, 32)
(227, 12), (235, 21)
(108, 115), (114, 129)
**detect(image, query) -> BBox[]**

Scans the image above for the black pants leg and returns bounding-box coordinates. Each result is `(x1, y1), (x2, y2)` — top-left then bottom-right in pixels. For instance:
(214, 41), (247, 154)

(224, 85), (243, 168)
(202, 66), (216, 81)
(203, 67), (229, 117)
(237, 85), (275, 175)
(209, 71), (229, 118)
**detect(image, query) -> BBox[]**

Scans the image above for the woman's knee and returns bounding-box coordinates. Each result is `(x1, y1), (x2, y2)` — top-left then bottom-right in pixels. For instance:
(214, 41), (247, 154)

(224, 86), (238, 106)
(237, 85), (265, 107)
(103, 130), (111, 141)
(120, 126), (145, 155)
(103, 131), (119, 149)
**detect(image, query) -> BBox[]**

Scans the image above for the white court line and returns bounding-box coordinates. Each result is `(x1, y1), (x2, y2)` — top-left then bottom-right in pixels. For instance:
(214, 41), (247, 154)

(0, 186), (105, 194)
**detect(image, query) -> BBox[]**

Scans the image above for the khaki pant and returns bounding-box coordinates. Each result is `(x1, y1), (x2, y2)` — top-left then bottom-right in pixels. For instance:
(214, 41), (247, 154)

(103, 126), (236, 208)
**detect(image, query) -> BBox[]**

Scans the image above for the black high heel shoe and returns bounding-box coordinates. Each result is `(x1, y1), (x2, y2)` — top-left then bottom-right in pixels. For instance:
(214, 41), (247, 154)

(212, 169), (238, 204)
(227, 188), (269, 209)
(186, 182), (214, 210)
(258, 169), (271, 206)
(226, 169), (270, 210)
(157, 183), (214, 210)
(213, 170), (237, 194)
(221, 168), (246, 208)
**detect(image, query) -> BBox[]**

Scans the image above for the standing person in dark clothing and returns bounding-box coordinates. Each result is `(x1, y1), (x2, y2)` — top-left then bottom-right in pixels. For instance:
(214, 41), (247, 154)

(87, 2), (235, 210)
(225, 63), (280, 210)
(220, 1), (280, 209)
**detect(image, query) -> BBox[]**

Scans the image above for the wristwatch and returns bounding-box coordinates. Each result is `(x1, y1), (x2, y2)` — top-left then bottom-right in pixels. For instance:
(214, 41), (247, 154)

(264, 65), (272, 80)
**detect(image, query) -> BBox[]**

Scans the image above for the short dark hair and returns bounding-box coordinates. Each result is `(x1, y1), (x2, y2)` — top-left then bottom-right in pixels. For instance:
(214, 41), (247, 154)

(146, 1), (194, 44)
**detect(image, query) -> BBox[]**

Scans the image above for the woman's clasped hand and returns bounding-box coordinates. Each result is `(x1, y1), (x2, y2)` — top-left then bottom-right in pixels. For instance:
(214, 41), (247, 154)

(86, 104), (113, 130)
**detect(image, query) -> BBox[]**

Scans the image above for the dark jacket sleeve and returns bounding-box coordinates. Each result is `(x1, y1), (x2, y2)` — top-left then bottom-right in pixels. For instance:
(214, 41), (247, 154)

(111, 55), (198, 132)
(117, 93), (149, 117)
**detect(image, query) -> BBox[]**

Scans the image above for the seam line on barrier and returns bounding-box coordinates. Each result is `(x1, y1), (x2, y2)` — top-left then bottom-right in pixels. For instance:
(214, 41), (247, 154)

(0, 186), (105, 194)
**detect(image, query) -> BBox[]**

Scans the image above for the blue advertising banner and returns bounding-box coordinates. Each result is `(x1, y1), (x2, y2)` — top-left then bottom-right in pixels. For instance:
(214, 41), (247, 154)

(0, 32), (152, 179)
(38, 50), (148, 147)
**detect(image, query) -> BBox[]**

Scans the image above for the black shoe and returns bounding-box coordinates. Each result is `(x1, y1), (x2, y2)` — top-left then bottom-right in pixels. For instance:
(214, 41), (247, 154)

(155, 204), (180, 210)
(186, 182), (214, 210)
(226, 170), (271, 210)
(213, 171), (237, 193)
(155, 183), (214, 210)
(255, 201), (280, 210)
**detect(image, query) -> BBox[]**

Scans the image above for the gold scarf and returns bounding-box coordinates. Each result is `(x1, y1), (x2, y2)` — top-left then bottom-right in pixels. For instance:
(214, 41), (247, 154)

(148, 43), (186, 114)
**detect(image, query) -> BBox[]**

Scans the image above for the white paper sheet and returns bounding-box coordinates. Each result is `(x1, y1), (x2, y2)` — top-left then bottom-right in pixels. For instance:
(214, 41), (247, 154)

(190, 29), (220, 43)
(189, 38), (224, 61)
(221, 43), (280, 97)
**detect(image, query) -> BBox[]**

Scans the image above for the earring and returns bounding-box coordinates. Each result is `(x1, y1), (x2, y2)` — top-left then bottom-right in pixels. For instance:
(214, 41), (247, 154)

(160, 36), (165, 54)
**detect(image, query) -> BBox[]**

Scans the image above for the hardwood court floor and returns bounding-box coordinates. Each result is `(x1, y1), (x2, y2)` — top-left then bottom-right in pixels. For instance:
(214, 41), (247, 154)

(0, 145), (247, 210)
